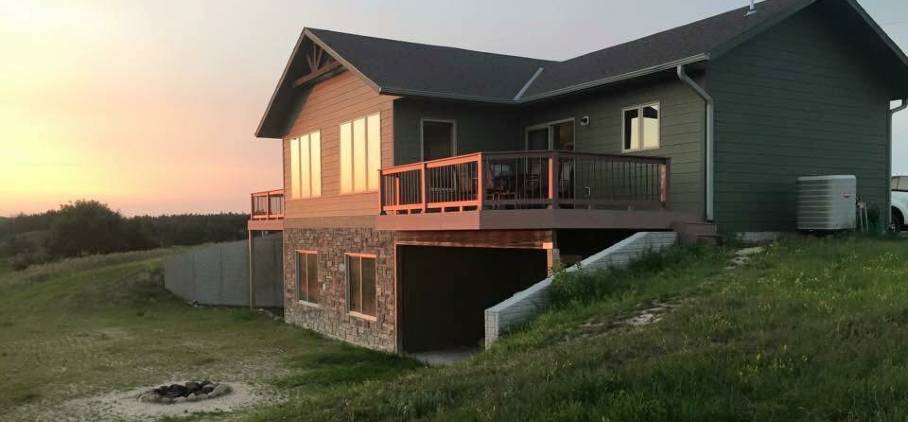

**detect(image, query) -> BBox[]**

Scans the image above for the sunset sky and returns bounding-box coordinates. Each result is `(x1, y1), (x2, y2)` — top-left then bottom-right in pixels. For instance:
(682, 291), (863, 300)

(2, 0), (907, 216)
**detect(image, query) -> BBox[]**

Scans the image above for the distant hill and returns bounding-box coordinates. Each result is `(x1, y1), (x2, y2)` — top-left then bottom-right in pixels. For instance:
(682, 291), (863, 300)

(1, 203), (248, 269)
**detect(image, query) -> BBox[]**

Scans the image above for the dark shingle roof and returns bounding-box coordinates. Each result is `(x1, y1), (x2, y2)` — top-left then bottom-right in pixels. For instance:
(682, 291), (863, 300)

(308, 28), (551, 102)
(307, 0), (814, 102)
(258, 0), (908, 137)
(521, 0), (812, 99)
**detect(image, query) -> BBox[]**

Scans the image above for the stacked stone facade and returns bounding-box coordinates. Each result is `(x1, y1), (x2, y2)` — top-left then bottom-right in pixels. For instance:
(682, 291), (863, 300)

(282, 227), (397, 352)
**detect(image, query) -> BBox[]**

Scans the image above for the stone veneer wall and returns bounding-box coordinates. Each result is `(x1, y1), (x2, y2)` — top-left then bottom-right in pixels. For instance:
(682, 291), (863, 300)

(282, 227), (397, 352)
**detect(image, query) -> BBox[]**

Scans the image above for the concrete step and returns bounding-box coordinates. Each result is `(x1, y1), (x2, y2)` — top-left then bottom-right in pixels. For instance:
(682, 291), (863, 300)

(671, 221), (719, 245)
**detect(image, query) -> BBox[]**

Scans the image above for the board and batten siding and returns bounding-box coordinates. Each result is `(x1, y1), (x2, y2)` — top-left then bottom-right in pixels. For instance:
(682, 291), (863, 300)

(393, 98), (523, 165)
(519, 78), (706, 217)
(282, 71), (397, 219)
(709, 4), (892, 232)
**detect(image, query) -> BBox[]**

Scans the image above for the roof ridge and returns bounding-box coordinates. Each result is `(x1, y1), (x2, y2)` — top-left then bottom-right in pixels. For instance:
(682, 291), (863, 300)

(558, 0), (783, 65)
(307, 27), (554, 64)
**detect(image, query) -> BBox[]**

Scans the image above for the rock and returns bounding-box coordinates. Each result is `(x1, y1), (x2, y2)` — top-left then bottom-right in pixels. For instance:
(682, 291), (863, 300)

(138, 392), (160, 403)
(186, 393), (199, 402)
(186, 381), (200, 392)
(174, 397), (187, 404)
(161, 397), (174, 404)
(212, 384), (231, 397)
(735, 246), (764, 257)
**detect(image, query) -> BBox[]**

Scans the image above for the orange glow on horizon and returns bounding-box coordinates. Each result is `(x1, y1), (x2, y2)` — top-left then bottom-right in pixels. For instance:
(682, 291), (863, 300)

(0, 0), (281, 216)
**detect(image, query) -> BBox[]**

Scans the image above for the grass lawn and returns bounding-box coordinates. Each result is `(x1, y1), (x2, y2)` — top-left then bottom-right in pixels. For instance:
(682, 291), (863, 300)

(6, 236), (908, 421)
(0, 250), (420, 421)
(244, 235), (908, 422)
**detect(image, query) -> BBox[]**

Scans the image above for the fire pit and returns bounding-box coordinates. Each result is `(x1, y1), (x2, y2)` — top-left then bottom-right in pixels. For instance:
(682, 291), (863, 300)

(137, 381), (232, 404)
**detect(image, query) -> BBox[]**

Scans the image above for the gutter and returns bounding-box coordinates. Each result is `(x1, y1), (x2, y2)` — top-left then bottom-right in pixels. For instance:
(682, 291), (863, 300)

(677, 64), (715, 222)
(888, 99), (907, 227)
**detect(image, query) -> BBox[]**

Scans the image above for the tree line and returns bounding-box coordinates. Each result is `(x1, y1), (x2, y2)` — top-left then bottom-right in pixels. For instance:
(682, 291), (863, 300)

(0, 200), (248, 270)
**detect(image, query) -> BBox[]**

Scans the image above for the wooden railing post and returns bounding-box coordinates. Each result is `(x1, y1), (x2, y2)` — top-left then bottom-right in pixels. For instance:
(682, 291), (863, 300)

(476, 153), (484, 210)
(549, 151), (559, 209)
(266, 192), (272, 218)
(660, 158), (671, 208)
(421, 162), (428, 213)
(378, 170), (385, 215)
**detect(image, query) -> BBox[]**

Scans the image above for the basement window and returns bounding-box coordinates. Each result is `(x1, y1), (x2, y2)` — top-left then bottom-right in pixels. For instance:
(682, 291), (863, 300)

(346, 253), (377, 319)
(623, 103), (660, 152)
(296, 251), (319, 304)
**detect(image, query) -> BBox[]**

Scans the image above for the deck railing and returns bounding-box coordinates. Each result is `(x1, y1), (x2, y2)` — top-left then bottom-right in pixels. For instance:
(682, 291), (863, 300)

(250, 189), (284, 220)
(379, 151), (670, 214)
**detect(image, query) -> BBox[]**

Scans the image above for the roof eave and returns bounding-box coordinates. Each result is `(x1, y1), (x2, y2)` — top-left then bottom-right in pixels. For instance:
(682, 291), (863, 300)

(518, 54), (710, 103)
(255, 28), (386, 139)
(255, 30), (308, 139)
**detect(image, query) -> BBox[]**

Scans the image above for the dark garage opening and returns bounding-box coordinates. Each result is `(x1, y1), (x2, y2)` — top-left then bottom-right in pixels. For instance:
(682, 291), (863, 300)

(399, 246), (548, 353)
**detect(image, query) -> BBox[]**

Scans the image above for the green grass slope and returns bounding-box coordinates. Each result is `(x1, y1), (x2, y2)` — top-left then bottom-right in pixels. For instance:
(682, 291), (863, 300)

(0, 249), (419, 421)
(246, 236), (908, 422)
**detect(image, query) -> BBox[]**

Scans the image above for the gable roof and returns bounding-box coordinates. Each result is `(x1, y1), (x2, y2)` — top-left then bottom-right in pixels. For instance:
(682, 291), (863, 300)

(308, 28), (552, 102)
(258, 0), (908, 137)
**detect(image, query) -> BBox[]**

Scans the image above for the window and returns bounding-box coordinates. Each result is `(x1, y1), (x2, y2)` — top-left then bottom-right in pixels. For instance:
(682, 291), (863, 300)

(289, 131), (321, 199)
(345, 254), (377, 318)
(623, 103), (660, 152)
(296, 251), (319, 304)
(525, 119), (574, 151)
(421, 119), (456, 160)
(893, 176), (908, 191)
(340, 113), (381, 193)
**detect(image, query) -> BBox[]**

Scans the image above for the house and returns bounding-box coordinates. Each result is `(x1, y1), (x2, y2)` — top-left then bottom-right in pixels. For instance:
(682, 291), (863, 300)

(247, 0), (908, 353)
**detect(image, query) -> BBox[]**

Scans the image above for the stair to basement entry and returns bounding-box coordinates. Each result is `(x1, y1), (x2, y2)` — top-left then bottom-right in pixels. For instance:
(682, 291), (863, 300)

(483, 232), (678, 349)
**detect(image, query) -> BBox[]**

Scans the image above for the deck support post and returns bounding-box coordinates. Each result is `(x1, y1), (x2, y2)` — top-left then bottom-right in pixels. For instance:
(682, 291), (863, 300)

(248, 229), (255, 310)
(543, 238), (559, 275)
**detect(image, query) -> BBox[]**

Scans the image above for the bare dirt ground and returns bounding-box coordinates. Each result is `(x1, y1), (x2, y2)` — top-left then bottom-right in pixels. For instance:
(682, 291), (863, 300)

(14, 382), (282, 422)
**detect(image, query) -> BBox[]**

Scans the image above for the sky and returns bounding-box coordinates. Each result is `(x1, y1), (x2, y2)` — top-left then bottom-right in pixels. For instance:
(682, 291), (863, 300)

(1, 0), (907, 216)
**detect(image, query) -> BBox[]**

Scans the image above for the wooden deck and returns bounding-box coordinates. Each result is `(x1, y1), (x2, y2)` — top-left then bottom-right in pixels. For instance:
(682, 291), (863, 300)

(248, 189), (284, 231)
(377, 151), (686, 231)
(375, 208), (692, 231)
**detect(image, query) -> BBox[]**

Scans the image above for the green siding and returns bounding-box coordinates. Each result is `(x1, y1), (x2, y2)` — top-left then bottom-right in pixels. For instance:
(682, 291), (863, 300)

(393, 99), (523, 165)
(519, 78), (706, 216)
(710, 3), (891, 232)
(392, 79), (707, 217)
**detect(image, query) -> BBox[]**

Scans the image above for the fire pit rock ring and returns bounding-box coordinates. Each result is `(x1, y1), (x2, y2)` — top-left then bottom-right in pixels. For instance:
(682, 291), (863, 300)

(137, 381), (232, 404)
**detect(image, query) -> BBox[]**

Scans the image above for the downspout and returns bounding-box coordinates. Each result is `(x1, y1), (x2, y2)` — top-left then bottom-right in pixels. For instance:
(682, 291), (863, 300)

(888, 99), (907, 228)
(677, 65), (715, 222)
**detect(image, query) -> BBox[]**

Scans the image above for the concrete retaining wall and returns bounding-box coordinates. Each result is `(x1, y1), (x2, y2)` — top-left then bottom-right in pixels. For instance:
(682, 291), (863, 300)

(484, 231), (677, 348)
(164, 233), (283, 308)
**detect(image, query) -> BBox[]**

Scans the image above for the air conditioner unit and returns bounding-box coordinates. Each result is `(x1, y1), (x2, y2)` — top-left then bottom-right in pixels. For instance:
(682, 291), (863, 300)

(797, 175), (856, 231)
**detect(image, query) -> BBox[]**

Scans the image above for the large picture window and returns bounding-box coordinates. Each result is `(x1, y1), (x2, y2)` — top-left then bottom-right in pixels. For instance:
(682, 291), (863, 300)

(623, 103), (660, 152)
(289, 131), (321, 199)
(296, 251), (319, 304)
(339, 113), (381, 193)
(345, 253), (377, 318)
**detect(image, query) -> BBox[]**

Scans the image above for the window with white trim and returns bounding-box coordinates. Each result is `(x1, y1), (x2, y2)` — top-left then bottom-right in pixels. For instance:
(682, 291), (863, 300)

(339, 113), (381, 193)
(623, 103), (660, 152)
(289, 131), (321, 199)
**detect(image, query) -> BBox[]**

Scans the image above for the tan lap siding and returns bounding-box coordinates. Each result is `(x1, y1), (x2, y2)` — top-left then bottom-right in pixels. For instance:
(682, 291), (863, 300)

(282, 71), (397, 219)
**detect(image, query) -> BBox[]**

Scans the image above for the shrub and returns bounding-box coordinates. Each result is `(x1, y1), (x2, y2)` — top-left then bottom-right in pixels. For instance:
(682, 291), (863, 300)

(45, 200), (129, 258)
